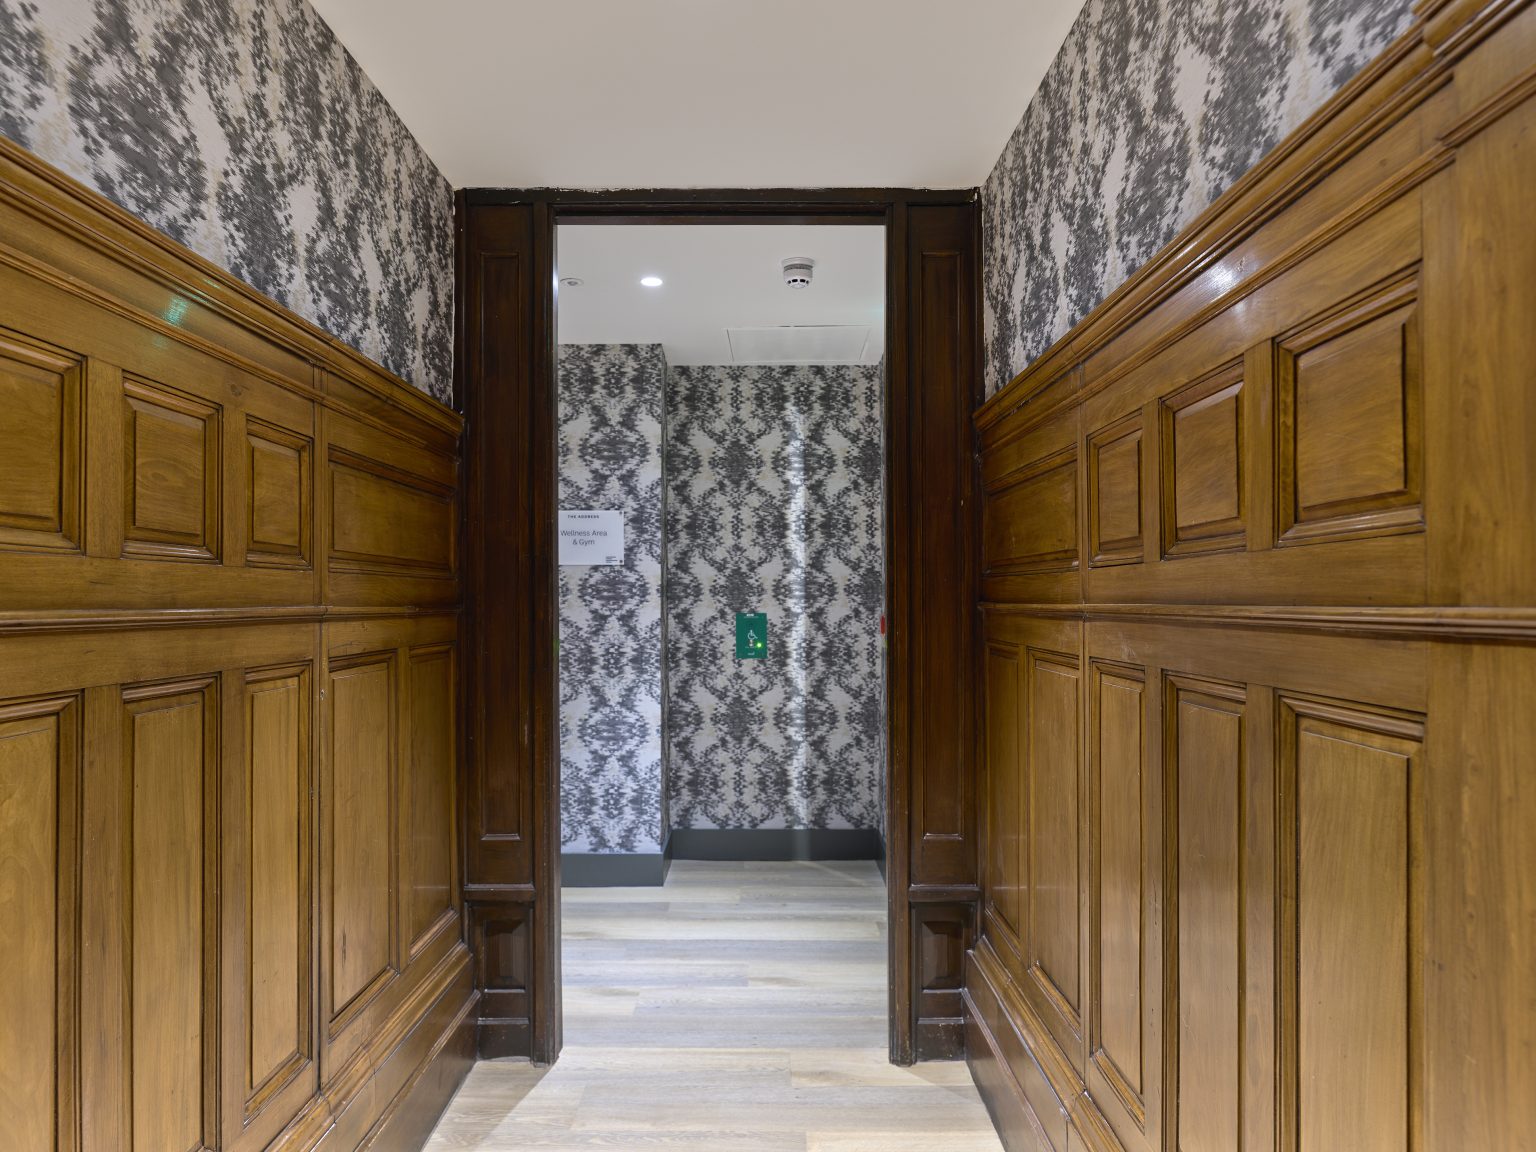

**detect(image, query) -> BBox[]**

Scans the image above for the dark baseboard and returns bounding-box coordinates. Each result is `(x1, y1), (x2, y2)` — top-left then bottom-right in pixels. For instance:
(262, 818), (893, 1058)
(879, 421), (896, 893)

(561, 850), (672, 887)
(668, 827), (882, 861)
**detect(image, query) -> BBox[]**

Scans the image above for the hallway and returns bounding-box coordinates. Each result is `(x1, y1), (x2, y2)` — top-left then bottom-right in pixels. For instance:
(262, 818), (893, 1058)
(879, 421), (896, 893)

(424, 862), (1003, 1150)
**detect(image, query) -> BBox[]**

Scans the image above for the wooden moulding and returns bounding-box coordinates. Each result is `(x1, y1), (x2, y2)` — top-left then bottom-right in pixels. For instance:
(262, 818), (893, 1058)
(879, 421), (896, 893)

(965, 3), (1536, 1152)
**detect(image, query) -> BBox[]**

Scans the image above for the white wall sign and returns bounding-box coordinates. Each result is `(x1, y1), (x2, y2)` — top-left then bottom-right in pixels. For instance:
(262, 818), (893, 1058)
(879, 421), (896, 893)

(558, 509), (625, 565)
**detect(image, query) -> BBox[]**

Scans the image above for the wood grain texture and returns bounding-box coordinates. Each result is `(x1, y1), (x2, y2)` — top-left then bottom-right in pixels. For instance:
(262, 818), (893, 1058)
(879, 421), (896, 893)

(0, 126), (469, 1152)
(966, 4), (1536, 1152)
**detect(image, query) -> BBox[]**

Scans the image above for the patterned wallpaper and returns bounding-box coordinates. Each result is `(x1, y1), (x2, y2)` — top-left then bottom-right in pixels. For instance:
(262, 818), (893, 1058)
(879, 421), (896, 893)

(0, 0), (453, 401)
(558, 345), (668, 854)
(666, 364), (884, 833)
(981, 0), (1414, 396)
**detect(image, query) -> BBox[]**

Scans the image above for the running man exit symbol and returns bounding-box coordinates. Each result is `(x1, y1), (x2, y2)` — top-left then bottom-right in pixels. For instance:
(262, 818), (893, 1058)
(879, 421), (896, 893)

(735, 612), (767, 660)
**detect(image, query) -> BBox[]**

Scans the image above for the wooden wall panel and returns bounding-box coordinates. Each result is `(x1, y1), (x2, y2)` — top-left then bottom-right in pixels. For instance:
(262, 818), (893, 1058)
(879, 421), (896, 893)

(964, 5), (1536, 1151)
(1168, 679), (1245, 1152)
(0, 332), (81, 555)
(1088, 418), (1143, 568)
(457, 201), (552, 1062)
(1023, 651), (1081, 1055)
(1088, 663), (1149, 1148)
(1160, 363), (1245, 559)
(244, 667), (312, 1118)
(122, 377), (223, 563)
(0, 695), (78, 1152)
(245, 420), (312, 570)
(1277, 276), (1422, 547)
(407, 646), (457, 953)
(1281, 699), (1419, 1152)
(124, 679), (217, 1152)
(327, 655), (397, 1025)
(985, 643), (1023, 947)
(0, 128), (469, 1152)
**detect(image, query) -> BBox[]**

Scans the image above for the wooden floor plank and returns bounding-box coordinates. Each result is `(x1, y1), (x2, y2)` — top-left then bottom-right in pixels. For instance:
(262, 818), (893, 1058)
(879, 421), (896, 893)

(424, 861), (1002, 1151)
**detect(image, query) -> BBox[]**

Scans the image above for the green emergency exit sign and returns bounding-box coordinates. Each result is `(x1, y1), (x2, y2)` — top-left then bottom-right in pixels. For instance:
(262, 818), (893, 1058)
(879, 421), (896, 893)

(735, 612), (767, 659)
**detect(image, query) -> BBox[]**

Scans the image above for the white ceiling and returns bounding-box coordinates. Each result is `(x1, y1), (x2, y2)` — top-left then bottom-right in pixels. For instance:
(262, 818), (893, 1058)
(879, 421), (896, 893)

(307, 0), (1087, 189)
(556, 224), (885, 365)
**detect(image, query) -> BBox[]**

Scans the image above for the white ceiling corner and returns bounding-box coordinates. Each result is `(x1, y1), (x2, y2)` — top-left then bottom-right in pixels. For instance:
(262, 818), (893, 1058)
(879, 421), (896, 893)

(307, 0), (1088, 190)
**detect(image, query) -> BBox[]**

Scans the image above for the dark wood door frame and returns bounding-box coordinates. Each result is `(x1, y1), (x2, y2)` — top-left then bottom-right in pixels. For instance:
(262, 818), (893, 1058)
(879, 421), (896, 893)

(457, 187), (981, 1066)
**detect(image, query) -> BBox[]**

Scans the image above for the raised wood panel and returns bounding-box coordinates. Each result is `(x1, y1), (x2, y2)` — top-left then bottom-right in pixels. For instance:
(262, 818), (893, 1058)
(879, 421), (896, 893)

(967, 7), (1535, 1152)
(1161, 363), (1245, 559)
(0, 130), (468, 1152)
(1089, 664), (1147, 1131)
(330, 449), (454, 578)
(1024, 651), (1081, 1049)
(1168, 677), (1245, 1152)
(245, 419), (312, 570)
(0, 331), (81, 555)
(985, 642), (1024, 946)
(1280, 698), (1420, 1152)
(245, 667), (311, 1116)
(406, 646), (457, 954)
(328, 654), (397, 1028)
(122, 376), (222, 563)
(985, 449), (1078, 576)
(1088, 415), (1143, 567)
(0, 694), (78, 1152)
(1278, 275), (1423, 547)
(124, 678), (217, 1152)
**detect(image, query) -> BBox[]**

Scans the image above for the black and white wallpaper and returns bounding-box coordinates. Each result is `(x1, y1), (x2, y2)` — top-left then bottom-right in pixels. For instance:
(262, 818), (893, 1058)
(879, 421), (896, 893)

(666, 364), (884, 832)
(0, 0), (454, 401)
(558, 344), (668, 854)
(981, 0), (1414, 396)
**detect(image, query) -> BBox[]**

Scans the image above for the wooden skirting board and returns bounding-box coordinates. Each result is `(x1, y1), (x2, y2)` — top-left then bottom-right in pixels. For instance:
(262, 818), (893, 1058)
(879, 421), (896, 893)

(0, 122), (471, 1150)
(965, 0), (1536, 1150)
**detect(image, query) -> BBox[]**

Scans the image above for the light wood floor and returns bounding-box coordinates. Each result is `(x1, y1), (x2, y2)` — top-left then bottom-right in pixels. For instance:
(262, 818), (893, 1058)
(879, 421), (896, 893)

(424, 860), (1004, 1151)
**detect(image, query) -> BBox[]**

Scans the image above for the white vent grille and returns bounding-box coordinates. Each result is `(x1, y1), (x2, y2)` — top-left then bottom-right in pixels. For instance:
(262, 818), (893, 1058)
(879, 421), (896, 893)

(726, 325), (872, 365)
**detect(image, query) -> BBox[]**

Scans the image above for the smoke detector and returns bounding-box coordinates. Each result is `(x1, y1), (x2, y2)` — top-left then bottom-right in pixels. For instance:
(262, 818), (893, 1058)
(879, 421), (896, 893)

(781, 257), (816, 289)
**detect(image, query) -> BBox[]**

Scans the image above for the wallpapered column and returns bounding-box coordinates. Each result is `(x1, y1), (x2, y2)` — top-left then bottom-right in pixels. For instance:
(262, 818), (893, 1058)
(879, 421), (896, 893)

(981, 0), (1415, 396)
(0, 0), (453, 399)
(666, 364), (884, 834)
(558, 344), (669, 856)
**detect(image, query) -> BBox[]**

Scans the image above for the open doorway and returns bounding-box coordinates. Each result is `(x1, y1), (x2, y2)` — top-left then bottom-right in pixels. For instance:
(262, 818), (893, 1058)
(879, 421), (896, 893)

(553, 221), (889, 885)
(457, 189), (981, 1075)
(429, 213), (1000, 1146)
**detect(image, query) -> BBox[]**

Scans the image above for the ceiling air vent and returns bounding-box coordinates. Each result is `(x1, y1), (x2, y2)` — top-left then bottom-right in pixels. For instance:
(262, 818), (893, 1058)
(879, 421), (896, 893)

(726, 325), (872, 365)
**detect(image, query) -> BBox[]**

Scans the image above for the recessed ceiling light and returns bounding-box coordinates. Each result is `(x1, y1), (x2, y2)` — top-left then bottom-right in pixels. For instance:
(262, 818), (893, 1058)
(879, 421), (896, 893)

(640, 276), (664, 288)
(559, 276), (584, 288)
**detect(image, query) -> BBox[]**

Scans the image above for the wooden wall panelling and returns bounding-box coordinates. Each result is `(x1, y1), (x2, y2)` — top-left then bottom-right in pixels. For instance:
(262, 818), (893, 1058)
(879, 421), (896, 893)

(1086, 655), (1159, 1152)
(318, 615), (468, 1093)
(980, 393), (1082, 604)
(0, 691), (80, 1152)
(965, 4), (1536, 1150)
(1419, 5), (1536, 1147)
(224, 657), (320, 1152)
(1075, 187), (1427, 608)
(1277, 695), (1422, 1152)
(457, 199), (556, 1062)
(0, 129), (470, 1152)
(323, 406), (458, 609)
(0, 254), (320, 611)
(892, 200), (982, 1061)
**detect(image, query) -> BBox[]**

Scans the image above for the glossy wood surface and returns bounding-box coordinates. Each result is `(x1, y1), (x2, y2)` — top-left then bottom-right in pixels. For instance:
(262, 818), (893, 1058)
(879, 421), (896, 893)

(0, 129), (472, 1152)
(965, 1), (1536, 1149)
